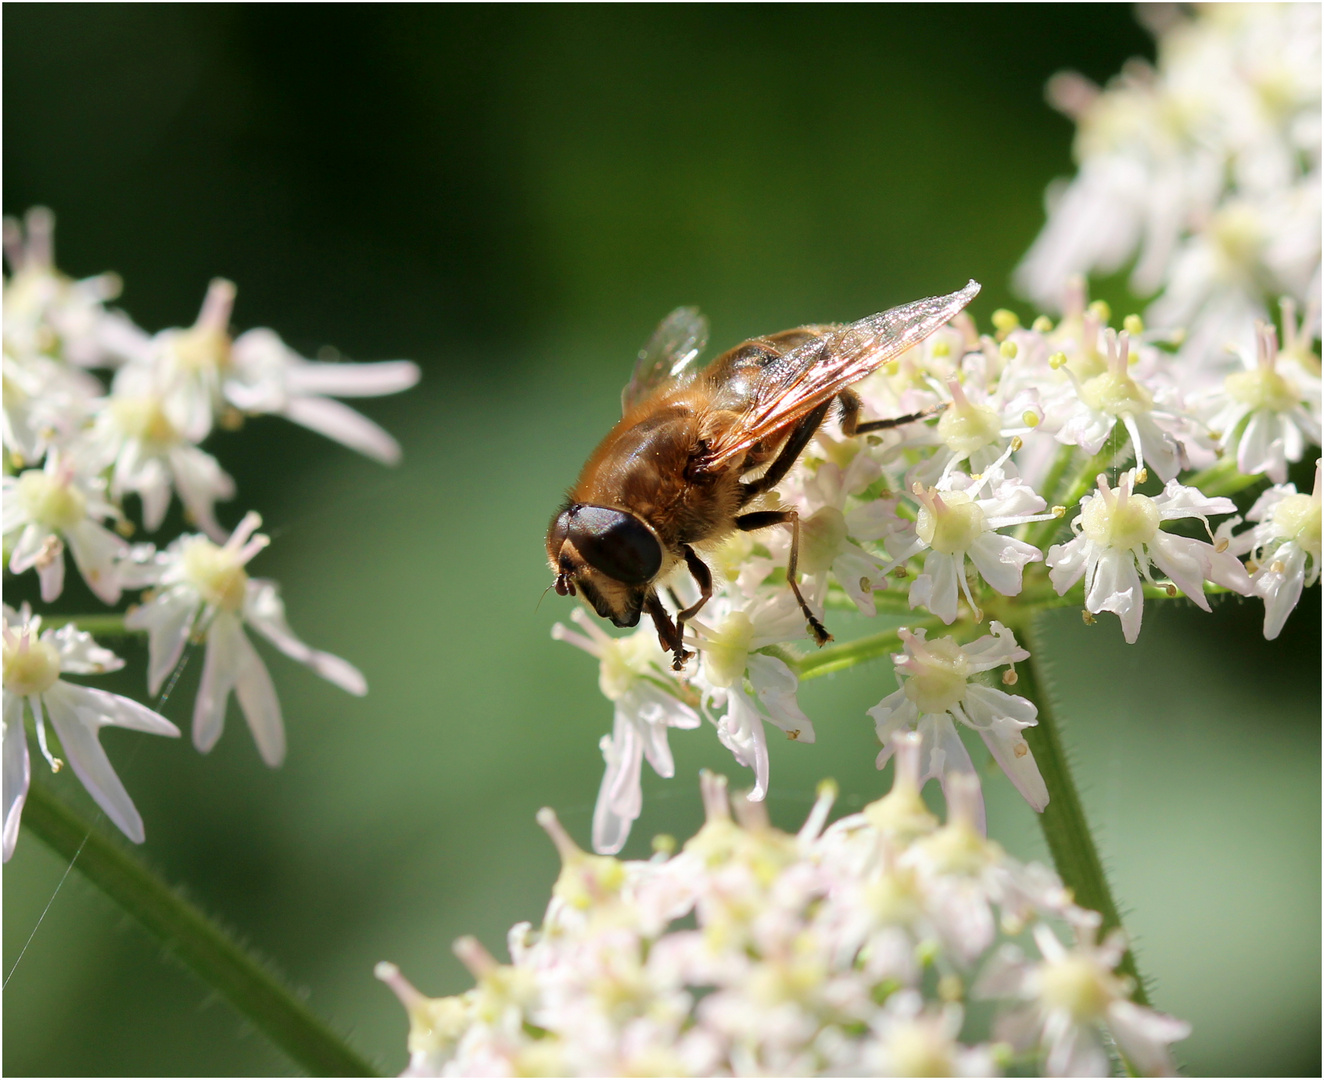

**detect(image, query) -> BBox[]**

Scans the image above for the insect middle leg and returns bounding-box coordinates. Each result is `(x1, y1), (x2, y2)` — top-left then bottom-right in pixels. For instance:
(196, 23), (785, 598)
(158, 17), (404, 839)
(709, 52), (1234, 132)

(670, 545), (713, 670)
(735, 509), (832, 646)
(739, 400), (832, 503)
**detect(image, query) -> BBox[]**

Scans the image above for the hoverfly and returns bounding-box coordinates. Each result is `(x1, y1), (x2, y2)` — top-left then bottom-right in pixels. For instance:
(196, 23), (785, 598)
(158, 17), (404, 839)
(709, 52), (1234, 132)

(547, 281), (980, 670)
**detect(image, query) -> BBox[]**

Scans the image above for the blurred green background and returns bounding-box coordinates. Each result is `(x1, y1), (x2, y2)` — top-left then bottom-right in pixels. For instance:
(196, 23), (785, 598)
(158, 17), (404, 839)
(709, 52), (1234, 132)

(4, 5), (1319, 1076)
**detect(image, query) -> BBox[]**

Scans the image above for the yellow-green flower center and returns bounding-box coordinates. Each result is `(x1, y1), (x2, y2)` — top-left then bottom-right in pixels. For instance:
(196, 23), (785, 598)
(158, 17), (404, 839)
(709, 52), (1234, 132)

(1272, 492), (1321, 556)
(109, 395), (179, 445)
(1224, 366), (1299, 413)
(3, 636), (61, 697)
(1079, 368), (1153, 416)
(1038, 955), (1111, 1022)
(703, 610), (753, 689)
(598, 632), (654, 701)
(937, 400), (1001, 457)
(865, 867), (924, 925)
(902, 637), (970, 714)
(17, 469), (86, 531)
(173, 325), (232, 373)
(916, 490), (986, 555)
(1080, 489), (1160, 549)
(180, 537), (249, 611)
(884, 1021), (954, 1078)
(1211, 202), (1263, 268)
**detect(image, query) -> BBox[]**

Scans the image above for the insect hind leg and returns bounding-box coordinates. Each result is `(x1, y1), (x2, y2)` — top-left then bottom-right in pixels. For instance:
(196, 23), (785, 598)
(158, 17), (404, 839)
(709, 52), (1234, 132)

(838, 388), (944, 436)
(735, 509), (832, 647)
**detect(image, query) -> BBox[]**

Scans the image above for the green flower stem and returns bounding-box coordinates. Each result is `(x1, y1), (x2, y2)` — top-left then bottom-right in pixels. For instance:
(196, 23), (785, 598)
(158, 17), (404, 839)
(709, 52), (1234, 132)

(40, 614), (138, 638)
(796, 619), (941, 680)
(1012, 616), (1151, 1009)
(20, 782), (379, 1078)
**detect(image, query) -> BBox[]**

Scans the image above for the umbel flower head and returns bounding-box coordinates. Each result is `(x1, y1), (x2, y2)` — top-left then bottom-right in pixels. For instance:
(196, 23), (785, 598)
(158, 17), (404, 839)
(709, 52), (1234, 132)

(376, 738), (1190, 1077)
(124, 512), (366, 766)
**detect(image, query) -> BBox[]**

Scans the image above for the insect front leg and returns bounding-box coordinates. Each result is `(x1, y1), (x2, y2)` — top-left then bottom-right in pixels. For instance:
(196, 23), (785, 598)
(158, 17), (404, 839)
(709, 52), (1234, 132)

(735, 509), (832, 647)
(838, 388), (944, 436)
(644, 591), (690, 670)
(670, 545), (713, 670)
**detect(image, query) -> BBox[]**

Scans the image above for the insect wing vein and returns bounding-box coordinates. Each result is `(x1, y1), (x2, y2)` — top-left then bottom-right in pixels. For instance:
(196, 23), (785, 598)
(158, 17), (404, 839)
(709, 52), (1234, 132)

(699, 281), (980, 469)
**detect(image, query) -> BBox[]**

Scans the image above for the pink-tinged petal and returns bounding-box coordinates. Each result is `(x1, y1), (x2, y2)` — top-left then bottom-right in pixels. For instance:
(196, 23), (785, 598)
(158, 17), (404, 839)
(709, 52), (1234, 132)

(1204, 544), (1254, 595)
(286, 359), (421, 398)
(8, 521), (52, 572)
(961, 623), (1030, 670)
(65, 519), (128, 605)
(168, 444), (236, 542)
(1238, 409), (1286, 481)
(230, 629), (285, 767)
(910, 550), (960, 623)
(1153, 480), (1235, 521)
(125, 587), (200, 696)
(928, 714), (985, 834)
(1146, 533), (1213, 610)
(593, 715), (644, 855)
(3, 693), (31, 862)
(1257, 543), (1308, 640)
(1122, 412), (1182, 483)
(1107, 1000), (1190, 1077)
(134, 462), (173, 534)
(1045, 1015), (1108, 1078)
(43, 682), (146, 843)
(717, 687), (771, 801)
(965, 692), (1049, 813)
(282, 396), (402, 465)
(243, 580), (367, 695)
(46, 623), (123, 675)
(747, 654), (814, 742)
(193, 613), (244, 754)
(58, 682), (179, 737)
(1, 481), (27, 534)
(36, 547), (66, 603)
(1046, 536), (1089, 594)
(869, 689), (918, 769)
(1083, 550), (1144, 643)
(968, 533), (1040, 596)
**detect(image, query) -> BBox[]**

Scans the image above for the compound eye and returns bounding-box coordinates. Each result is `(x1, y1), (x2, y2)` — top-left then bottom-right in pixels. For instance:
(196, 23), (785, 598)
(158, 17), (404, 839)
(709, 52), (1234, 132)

(570, 506), (662, 586)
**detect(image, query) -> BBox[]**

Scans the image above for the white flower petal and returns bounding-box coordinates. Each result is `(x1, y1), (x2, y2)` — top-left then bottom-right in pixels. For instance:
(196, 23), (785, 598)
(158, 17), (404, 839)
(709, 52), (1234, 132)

(231, 628), (285, 767)
(193, 613), (244, 754)
(243, 580), (366, 695)
(64, 519), (128, 605)
(282, 396), (402, 465)
(60, 682), (179, 737)
(3, 693), (31, 862)
(286, 359), (421, 398)
(43, 682), (146, 844)
(45, 623), (122, 675)
(125, 586), (200, 696)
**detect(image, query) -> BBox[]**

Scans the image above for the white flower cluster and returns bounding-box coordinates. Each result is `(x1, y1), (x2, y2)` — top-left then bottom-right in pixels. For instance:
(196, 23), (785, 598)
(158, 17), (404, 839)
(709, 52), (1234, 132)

(554, 274), (1321, 853)
(377, 738), (1191, 1078)
(2, 209), (419, 859)
(1016, 3), (1321, 369)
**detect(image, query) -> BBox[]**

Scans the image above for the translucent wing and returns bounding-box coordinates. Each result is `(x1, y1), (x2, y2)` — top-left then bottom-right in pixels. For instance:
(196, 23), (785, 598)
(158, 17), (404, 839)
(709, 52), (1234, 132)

(622, 306), (710, 413)
(699, 280), (981, 471)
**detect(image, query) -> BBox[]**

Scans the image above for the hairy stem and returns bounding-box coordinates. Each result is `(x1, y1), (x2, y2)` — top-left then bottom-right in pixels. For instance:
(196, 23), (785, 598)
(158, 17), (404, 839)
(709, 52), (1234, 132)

(19, 783), (379, 1077)
(1013, 616), (1152, 1008)
(796, 618), (941, 680)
